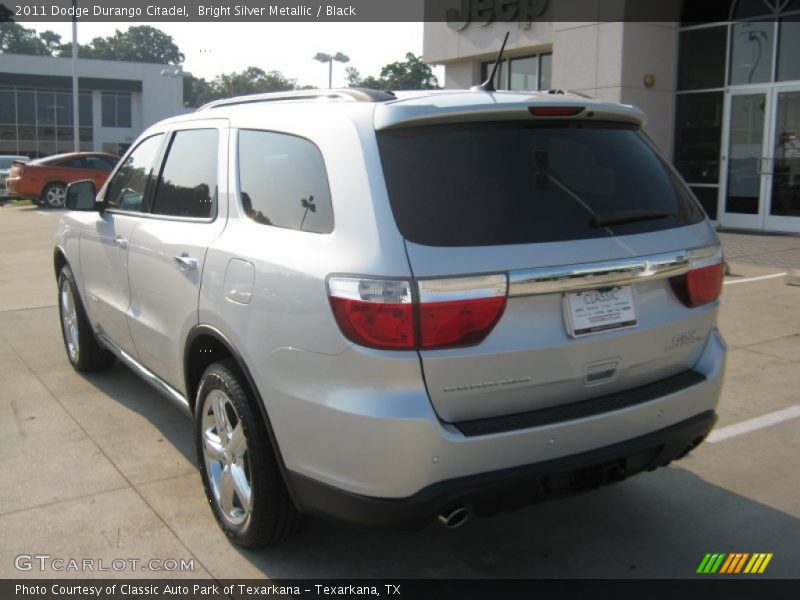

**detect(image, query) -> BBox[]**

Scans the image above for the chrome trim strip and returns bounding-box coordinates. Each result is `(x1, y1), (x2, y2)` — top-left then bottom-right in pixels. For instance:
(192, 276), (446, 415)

(97, 333), (192, 419)
(508, 249), (717, 297)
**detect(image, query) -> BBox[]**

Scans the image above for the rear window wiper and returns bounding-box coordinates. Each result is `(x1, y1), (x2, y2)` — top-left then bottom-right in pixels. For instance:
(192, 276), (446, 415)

(591, 210), (671, 228)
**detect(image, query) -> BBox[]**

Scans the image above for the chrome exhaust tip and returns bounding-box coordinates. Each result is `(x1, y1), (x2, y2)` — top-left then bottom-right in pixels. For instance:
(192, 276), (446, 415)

(437, 506), (471, 529)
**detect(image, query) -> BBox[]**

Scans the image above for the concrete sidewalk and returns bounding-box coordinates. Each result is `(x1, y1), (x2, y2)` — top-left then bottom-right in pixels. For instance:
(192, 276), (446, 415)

(719, 230), (800, 270)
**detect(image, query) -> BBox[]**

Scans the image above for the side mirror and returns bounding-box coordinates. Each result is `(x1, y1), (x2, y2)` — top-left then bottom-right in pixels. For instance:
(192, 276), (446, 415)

(65, 179), (98, 211)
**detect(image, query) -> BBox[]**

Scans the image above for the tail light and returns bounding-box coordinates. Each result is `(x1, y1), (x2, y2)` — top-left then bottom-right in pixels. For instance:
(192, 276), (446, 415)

(328, 277), (414, 349)
(328, 274), (507, 350)
(670, 247), (724, 308)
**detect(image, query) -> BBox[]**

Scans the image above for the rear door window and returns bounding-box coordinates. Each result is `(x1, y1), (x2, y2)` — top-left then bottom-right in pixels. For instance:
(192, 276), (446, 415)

(151, 128), (218, 219)
(237, 129), (333, 233)
(105, 134), (164, 213)
(377, 122), (705, 247)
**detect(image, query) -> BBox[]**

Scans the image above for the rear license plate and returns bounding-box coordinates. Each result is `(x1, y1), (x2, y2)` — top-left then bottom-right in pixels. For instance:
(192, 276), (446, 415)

(564, 286), (637, 337)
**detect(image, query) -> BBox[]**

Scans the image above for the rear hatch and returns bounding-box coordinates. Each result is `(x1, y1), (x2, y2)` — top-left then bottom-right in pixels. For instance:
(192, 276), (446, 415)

(376, 108), (722, 423)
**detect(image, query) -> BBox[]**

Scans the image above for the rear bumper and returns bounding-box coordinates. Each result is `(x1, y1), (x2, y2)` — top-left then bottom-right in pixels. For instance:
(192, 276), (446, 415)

(262, 328), (725, 502)
(4, 177), (36, 198)
(287, 410), (717, 529)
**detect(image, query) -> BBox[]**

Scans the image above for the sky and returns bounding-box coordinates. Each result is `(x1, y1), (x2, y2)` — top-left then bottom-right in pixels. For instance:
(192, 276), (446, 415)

(27, 22), (444, 88)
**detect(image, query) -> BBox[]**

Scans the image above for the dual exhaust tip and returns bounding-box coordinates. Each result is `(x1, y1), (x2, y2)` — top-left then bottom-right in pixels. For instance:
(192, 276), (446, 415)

(437, 506), (471, 529)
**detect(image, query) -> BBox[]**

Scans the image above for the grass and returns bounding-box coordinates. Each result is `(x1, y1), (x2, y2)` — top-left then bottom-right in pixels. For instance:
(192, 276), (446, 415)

(10, 198), (33, 206)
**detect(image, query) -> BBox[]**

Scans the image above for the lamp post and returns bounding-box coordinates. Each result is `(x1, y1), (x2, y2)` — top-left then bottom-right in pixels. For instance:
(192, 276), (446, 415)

(313, 52), (350, 88)
(71, 0), (79, 152)
(160, 66), (193, 114)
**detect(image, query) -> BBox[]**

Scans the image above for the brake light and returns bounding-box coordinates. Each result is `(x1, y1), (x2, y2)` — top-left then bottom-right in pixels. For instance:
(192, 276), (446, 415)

(669, 248), (724, 308)
(529, 106), (585, 117)
(328, 277), (414, 349)
(328, 274), (507, 350)
(417, 275), (507, 349)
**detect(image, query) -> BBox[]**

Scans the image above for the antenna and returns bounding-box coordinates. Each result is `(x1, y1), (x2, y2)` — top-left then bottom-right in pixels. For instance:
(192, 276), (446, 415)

(471, 31), (510, 93)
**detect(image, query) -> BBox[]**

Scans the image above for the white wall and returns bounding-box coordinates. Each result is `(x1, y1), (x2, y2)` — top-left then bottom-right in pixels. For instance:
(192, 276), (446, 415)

(424, 19), (679, 157)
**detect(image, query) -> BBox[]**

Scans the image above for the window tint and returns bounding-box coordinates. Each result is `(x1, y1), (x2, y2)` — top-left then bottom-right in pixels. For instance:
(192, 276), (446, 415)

(101, 92), (132, 128)
(84, 155), (117, 171)
(238, 130), (333, 233)
(58, 157), (84, 168)
(377, 122), (705, 247)
(151, 129), (218, 218)
(677, 26), (727, 90)
(105, 134), (164, 212)
(673, 92), (723, 184)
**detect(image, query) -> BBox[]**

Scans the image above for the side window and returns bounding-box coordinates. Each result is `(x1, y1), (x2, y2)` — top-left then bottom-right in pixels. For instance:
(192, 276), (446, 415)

(238, 130), (333, 233)
(151, 129), (218, 219)
(105, 134), (164, 212)
(58, 157), (84, 168)
(84, 155), (117, 171)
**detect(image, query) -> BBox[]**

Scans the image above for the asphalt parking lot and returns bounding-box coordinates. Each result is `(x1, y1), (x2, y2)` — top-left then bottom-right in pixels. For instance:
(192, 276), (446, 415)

(0, 204), (798, 580)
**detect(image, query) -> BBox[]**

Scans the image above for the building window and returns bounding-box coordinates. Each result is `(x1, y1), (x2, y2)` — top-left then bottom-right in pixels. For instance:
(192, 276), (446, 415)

(677, 26), (727, 90)
(0, 86), (93, 157)
(730, 20), (775, 85)
(673, 92), (724, 185)
(481, 52), (553, 91)
(101, 92), (132, 128)
(777, 17), (800, 81)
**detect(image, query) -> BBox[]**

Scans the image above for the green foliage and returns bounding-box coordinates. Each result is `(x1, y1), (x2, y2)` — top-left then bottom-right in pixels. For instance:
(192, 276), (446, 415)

(1, 24), (184, 65)
(346, 53), (439, 91)
(0, 22), (51, 55)
(61, 26), (184, 64)
(184, 67), (296, 107)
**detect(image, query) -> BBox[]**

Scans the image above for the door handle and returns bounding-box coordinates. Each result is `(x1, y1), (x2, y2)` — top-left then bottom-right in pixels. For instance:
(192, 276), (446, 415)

(113, 236), (128, 250)
(174, 253), (198, 271)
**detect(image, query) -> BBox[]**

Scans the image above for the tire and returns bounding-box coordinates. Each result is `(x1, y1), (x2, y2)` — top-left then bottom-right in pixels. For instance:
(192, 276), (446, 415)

(195, 360), (302, 548)
(42, 182), (66, 208)
(58, 265), (116, 372)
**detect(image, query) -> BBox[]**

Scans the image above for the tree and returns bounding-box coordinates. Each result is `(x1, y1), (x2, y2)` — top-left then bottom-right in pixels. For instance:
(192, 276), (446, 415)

(38, 30), (64, 55)
(346, 53), (439, 91)
(56, 26), (185, 64)
(0, 22), (50, 56)
(214, 66), (295, 97)
(184, 67), (297, 107)
(1, 23), (185, 65)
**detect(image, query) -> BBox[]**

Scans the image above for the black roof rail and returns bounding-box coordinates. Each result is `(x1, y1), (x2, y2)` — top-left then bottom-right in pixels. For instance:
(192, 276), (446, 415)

(196, 87), (396, 111)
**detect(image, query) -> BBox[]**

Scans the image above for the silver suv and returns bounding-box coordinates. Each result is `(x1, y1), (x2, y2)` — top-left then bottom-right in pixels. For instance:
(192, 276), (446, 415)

(54, 88), (726, 548)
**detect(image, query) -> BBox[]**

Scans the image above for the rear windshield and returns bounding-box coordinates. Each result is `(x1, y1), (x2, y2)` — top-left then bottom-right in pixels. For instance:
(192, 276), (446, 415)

(377, 121), (705, 247)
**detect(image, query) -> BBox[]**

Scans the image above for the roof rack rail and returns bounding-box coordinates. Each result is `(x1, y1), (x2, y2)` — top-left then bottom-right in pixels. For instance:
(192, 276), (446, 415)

(196, 87), (396, 111)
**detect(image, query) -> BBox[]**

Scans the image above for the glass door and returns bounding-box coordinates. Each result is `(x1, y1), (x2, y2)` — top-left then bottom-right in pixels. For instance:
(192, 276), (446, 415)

(764, 86), (800, 233)
(720, 88), (772, 230)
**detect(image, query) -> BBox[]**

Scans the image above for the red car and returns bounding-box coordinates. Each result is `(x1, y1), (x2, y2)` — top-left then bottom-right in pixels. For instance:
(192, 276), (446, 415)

(5, 152), (119, 208)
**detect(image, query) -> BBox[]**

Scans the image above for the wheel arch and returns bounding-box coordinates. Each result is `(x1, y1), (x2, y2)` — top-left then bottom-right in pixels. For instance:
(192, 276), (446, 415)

(54, 246), (68, 280)
(184, 324), (301, 507)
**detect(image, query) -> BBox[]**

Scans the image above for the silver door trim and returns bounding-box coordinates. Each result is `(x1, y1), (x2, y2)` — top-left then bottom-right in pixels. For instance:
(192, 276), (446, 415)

(97, 332), (192, 419)
(508, 247), (720, 297)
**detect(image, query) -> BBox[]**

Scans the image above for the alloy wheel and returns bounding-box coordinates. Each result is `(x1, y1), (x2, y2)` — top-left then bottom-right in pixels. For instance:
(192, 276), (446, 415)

(60, 278), (79, 363)
(201, 389), (253, 528)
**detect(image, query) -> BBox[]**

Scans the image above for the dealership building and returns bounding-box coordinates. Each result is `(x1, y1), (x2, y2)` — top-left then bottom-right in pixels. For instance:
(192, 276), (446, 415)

(424, 0), (800, 233)
(0, 53), (184, 159)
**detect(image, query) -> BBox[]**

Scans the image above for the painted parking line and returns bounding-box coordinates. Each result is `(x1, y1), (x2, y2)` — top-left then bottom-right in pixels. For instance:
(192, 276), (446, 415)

(723, 272), (787, 285)
(707, 405), (800, 443)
